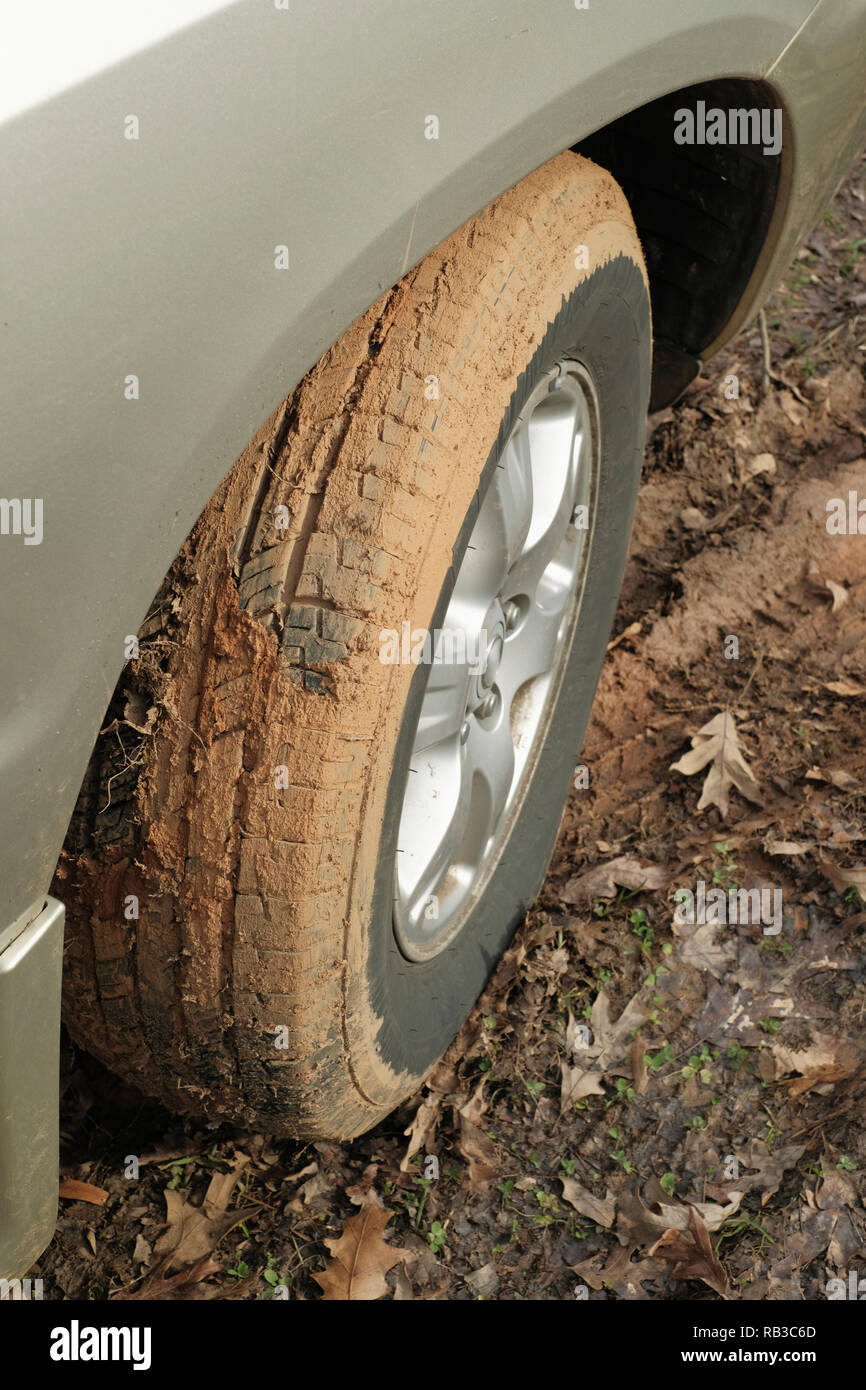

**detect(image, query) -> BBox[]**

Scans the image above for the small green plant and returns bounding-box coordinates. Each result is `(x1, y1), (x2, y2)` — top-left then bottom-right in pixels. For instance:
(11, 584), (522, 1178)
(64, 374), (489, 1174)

(413, 1176), (433, 1228)
(532, 1190), (563, 1227)
(261, 1252), (290, 1299)
(605, 1076), (636, 1109)
(610, 1149), (635, 1174)
(759, 1017), (781, 1035)
(629, 908), (654, 956)
(659, 1172), (676, 1195)
(836, 1155), (856, 1172)
(646, 1043), (674, 1072)
(164, 1156), (197, 1190)
(226, 1250), (250, 1279)
(726, 1041), (750, 1070)
(712, 842), (738, 890)
(681, 1044), (713, 1084)
(560, 1157), (577, 1176)
(426, 1220), (448, 1255)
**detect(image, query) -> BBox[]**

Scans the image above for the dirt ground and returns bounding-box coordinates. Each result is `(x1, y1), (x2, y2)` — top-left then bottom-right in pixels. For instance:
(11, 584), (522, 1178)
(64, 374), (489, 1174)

(34, 150), (866, 1302)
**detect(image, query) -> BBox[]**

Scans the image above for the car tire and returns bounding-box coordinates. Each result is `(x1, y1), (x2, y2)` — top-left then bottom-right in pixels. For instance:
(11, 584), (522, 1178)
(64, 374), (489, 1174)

(56, 150), (651, 1138)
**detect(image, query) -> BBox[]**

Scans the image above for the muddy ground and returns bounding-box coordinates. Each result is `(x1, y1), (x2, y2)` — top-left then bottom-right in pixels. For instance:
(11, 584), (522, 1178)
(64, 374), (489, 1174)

(34, 151), (866, 1302)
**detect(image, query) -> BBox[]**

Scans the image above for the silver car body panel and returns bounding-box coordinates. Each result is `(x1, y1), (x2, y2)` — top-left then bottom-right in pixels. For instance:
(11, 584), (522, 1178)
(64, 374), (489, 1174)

(0, 898), (64, 1280)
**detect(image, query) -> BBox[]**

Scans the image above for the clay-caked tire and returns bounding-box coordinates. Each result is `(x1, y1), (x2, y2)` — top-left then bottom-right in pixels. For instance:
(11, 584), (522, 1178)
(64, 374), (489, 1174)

(57, 151), (651, 1138)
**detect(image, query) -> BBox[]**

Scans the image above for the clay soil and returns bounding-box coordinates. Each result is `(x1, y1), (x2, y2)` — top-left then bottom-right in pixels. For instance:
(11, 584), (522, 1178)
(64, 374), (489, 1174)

(34, 149), (866, 1302)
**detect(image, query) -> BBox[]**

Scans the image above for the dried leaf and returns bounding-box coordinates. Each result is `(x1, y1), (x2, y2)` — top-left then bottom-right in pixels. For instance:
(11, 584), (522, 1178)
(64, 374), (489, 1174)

(588, 987), (651, 1072)
(816, 1168), (858, 1212)
(630, 1036), (648, 1096)
(117, 1255), (223, 1301)
(464, 1262), (499, 1298)
(560, 1177), (616, 1228)
(826, 580), (848, 612)
(731, 1138), (806, 1202)
(805, 766), (860, 792)
(617, 1188), (741, 1247)
(572, 1242), (667, 1299)
(824, 677), (865, 697)
(312, 1195), (409, 1301)
(672, 918), (736, 978)
(779, 391), (808, 428)
(649, 1206), (728, 1298)
(559, 1059), (605, 1111)
(807, 561), (848, 612)
(748, 453), (776, 477)
(400, 1093), (442, 1173)
(771, 1034), (857, 1099)
(561, 855), (669, 904)
(456, 1114), (498, 1189)
(819, 858), (866, 896)
(153, 1156), (256, 1271)
(59, 1179), (109, 1206)
(670, 711), (761, 819)
(132, 1234), (152, 1266)
(765, 837), (813, 856)
(345, 1163), (380, 1205)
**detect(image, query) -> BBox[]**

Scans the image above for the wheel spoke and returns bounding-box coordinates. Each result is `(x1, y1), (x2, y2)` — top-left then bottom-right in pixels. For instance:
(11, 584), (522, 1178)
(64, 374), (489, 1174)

(489, 425), (534, 571)
(505, 391), (584, 605)
(456, 426), (534, 601)
(464, 708), (516, 851)
(501, 600), (563, 695)
(400, 738), (473, 918)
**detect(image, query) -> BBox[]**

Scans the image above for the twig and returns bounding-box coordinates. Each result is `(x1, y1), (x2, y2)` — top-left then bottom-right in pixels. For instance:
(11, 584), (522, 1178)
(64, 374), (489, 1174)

(759, 309), (772, 394)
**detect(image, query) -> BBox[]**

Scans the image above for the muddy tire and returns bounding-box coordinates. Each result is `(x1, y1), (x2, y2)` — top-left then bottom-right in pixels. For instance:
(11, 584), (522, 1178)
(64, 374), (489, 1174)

(57, 151), (651, 1138)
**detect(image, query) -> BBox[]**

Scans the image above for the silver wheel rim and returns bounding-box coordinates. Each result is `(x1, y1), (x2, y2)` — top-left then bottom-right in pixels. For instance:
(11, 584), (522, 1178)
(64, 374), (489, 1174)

(393, 359), (599, 961)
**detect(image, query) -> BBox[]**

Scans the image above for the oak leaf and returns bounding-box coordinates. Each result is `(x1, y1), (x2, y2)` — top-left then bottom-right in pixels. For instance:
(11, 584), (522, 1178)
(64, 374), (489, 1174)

(649, 1205), (728, 1298)
(153, 1155), (256, 1272)
(670, 711), (761, 819)
(312, 1196), (409, 1301)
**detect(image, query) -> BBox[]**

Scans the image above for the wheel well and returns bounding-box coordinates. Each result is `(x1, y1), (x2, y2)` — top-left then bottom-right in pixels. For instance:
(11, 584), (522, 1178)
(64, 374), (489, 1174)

(575, 77), (782, 409)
